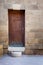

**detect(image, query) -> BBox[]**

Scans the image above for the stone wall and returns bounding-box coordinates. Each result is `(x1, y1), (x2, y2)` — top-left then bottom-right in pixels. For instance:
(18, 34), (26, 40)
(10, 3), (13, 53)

(0, 0), (43, 54)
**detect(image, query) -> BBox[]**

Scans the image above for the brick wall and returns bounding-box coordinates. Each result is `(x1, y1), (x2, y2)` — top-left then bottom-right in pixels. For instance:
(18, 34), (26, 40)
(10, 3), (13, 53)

(0, 0), (43, 55)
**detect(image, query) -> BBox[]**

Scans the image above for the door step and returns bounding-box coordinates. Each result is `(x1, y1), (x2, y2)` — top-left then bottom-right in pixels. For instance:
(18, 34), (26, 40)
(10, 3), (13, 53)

(8, 46), (25, 57)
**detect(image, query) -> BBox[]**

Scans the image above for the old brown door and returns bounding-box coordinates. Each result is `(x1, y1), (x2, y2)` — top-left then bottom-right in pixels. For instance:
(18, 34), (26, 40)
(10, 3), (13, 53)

(8, 10), (25, 46)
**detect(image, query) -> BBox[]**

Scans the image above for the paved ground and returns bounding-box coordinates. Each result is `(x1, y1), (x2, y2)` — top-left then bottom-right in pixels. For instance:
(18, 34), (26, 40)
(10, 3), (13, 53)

(0, 55), (43, 65)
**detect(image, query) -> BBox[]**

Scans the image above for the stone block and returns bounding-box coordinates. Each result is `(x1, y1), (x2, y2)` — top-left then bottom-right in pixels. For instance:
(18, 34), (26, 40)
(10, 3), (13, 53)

(27, 38), (38, 44)
(28, 32), (35, 38)
(0, 44), (3, 56)
(3, 44), (8, 49)
(0, 49), (3, 56)
(32, 49), (43, 55)
(25, 49), (33, 55)
(0, 44), (3, 49)
(3, 48), (8, 54)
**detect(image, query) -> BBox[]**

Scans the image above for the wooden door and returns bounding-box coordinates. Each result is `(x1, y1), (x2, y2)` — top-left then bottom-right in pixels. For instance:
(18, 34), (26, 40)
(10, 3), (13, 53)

(8, 10), (25, 46)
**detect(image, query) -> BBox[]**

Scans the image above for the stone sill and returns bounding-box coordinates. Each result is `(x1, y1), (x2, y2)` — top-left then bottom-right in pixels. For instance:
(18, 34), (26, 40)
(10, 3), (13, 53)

(8, 46), (25, 52)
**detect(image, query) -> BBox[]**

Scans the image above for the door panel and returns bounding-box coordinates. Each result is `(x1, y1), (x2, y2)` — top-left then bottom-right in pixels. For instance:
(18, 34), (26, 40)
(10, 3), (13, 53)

(8, 10), (25, 46)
